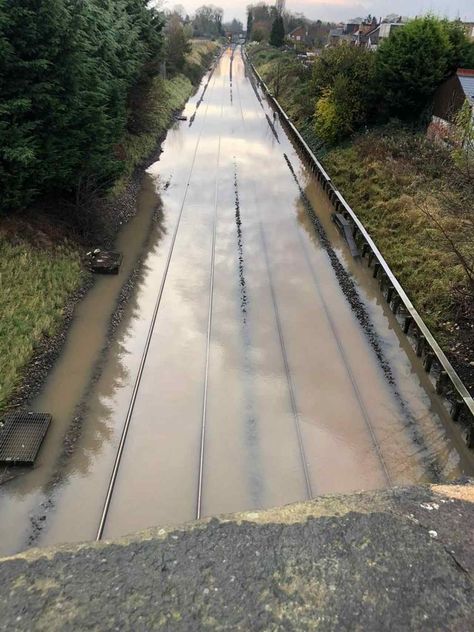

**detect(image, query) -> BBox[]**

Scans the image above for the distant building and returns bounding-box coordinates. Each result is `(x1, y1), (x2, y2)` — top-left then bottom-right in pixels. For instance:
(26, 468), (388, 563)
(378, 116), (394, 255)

(462, 22), (474, 40)
(354, 17), (379, 47)
(428, 69), (474, 145)
(345, 18), (364, 35)
(326, 14), (407, 49)
(288, 23), (329, 49)
(365, 18), (405, 50)
(288, 25), (308, 43)
(327, 27), (344, 46)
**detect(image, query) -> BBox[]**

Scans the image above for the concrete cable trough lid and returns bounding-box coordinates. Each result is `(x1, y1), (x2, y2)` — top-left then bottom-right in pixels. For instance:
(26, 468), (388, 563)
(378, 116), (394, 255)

(0, 412), (52, 465)
(86, 248), (122, 274)
(332, 212), (361, 258)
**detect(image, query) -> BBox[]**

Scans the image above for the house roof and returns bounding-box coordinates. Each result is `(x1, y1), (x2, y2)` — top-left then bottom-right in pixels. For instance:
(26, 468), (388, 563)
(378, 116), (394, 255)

(289, 25), (306, 36)
(329, 28), (343, 37)
(458, 69), (474, 105)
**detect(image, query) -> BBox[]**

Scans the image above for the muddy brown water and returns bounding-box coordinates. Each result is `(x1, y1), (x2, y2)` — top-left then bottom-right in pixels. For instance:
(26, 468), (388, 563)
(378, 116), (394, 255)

(1, 48), (473, 554)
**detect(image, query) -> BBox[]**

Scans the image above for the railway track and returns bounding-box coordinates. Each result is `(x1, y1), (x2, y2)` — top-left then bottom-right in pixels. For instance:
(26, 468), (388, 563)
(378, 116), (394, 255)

(95, 50), (319, 540)
(233, 62), (392, 490)
(1, 47), (471, 559)
(96, 69), (225, 540)
(69, 46), (468, 544)
(94, 47), (444, 540)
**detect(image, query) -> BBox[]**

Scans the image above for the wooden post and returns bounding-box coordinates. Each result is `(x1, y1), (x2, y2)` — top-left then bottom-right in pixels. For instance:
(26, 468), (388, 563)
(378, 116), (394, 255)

(436, 371), (449, 395)
(416, 333), (425, 357)
(403, 316), (413, 334)
(423, 352), (434, 373)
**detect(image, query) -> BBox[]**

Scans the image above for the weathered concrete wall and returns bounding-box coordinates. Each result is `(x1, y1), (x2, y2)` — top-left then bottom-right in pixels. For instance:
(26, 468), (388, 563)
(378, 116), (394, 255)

(1, 483), (473, 631)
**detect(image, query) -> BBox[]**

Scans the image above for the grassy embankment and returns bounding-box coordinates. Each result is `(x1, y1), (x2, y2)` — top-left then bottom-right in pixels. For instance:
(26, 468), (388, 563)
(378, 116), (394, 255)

(111, 40), (218, 194)
(249, 44), (473, 385)
(0, 40), (219, 415)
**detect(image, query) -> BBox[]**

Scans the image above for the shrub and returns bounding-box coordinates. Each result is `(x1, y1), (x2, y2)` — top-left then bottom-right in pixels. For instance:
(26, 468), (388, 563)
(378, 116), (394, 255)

(312, 46), (376, 143)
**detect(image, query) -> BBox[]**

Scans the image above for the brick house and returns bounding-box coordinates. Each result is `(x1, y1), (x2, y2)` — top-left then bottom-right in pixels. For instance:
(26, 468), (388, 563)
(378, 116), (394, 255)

(288, 25), (308, 43)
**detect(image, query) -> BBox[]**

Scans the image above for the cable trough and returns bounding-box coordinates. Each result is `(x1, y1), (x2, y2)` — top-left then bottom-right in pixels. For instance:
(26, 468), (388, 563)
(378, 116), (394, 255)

(244, 49), (474, 449)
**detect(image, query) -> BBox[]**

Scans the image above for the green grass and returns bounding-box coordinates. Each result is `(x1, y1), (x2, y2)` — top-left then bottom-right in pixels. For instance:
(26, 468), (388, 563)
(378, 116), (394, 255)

(111, 75), (195, 195)
(249, 45), (320, 151)
(0, 234), (84, 413)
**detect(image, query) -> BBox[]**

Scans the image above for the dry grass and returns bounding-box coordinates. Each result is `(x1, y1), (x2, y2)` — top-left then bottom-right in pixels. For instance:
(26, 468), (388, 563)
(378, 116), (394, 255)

(324, 128), (474, 342)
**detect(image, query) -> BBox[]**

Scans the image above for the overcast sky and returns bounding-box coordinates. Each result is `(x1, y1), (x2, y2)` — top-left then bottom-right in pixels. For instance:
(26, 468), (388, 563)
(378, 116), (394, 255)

(163, 0), (474, 24)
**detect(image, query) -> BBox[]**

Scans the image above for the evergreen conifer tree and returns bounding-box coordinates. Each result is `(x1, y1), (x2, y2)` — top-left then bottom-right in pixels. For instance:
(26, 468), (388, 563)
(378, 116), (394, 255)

(270, 15), (284, 47)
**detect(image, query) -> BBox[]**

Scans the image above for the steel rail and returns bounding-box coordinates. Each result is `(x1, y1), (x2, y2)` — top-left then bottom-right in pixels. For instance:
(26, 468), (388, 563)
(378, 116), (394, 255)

(243, 49), (442, 480)
(245, 49), (474, 442)
(241, 52), (392, 483)
(196, 71), (226, 521)
(256, 210), (314, 499)
(233, 62), (313, 498)
(295, 226), (393, 485)
(95, 72), (220, 541)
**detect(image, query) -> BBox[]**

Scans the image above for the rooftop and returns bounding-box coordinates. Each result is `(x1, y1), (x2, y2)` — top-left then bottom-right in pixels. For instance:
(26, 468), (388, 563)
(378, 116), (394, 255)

(458, 68), (474, 105)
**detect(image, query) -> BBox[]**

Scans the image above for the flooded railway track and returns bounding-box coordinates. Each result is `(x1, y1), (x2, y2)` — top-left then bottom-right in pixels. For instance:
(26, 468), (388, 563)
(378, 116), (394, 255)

(1, 47), (474, 553)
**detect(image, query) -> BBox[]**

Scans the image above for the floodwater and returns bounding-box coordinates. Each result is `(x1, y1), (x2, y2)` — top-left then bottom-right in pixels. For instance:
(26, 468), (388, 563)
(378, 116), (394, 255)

(1, 47), (473, 554)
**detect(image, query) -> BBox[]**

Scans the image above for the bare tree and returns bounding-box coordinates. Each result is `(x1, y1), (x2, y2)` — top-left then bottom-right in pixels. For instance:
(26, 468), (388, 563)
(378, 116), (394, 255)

(275, 0), (285, 17)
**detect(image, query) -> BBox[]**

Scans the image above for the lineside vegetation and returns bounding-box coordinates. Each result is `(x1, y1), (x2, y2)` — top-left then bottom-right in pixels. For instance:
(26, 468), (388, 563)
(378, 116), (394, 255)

(248, 15), (474, 389)
(0, 0), (219, 412)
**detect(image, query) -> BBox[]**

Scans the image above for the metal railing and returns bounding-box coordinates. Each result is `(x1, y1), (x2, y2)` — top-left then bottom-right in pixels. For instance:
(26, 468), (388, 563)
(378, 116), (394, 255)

(245, 51), (474, 449)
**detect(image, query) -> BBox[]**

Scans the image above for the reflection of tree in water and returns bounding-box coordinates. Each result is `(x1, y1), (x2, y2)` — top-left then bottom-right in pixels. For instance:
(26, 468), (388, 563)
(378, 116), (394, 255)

(296, 197), (319, 248)
(50, 205), (168, 484)
(293, 184), (461, 485)
(24, 197), (169, 544)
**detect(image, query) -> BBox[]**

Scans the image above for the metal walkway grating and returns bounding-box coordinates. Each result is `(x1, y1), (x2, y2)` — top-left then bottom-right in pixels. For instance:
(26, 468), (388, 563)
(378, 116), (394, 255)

(0, 412), (52, 465)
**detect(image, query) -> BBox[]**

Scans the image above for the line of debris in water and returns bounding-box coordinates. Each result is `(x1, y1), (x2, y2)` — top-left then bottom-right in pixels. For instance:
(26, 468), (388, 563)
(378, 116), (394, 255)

(233, 159), (264, 505)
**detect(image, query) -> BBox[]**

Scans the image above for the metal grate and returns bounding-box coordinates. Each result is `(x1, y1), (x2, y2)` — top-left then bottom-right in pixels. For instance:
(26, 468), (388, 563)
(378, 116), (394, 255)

(0, 412), (51, 465)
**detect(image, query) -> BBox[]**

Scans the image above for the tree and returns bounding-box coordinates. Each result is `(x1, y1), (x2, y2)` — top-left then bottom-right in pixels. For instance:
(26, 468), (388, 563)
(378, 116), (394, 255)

(224, 18), (243, 34)
(251, 27), (265, 43)
(312, 46), (376, 143)
(246, 2), (275, 40)
(269, 15), (284, 47)
(0, 0), (164, 212)
(443, 19), (474, 70)
(192, 5), (223, 38)
(246, 9), (253, 40)
(275, 0), (285, 16)
(376, 17), (452, 119)
(165, 12), (191, 74)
